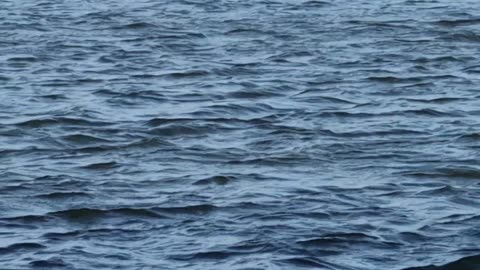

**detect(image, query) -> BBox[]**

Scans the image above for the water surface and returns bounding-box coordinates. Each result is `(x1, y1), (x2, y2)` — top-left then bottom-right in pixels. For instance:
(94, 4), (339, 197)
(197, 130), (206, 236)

(1, 0), (480, 269)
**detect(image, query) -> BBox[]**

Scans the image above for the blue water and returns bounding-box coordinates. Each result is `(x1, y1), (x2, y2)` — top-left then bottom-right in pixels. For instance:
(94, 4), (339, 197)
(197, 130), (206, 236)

(1, 1), (480, 269)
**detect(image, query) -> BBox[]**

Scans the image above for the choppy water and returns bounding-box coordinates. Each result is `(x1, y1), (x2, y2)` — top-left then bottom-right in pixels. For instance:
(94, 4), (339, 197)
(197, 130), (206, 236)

(2, 0), (480, 269)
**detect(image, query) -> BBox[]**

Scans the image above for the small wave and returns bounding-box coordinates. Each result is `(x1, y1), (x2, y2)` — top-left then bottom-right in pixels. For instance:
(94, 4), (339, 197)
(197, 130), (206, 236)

(75, 78), (104, 84)
(94, 89), (167, 103)
(227, 155), (314, 166)
(14, 117), (111, 128)
(68, 137), (178, 153)
(225, 28), (273, 36)
(436, 167), (480, 179)
(405, 97), (466, 104)
(38, 94), (68, 100)
(34, 191), (91, 199)
(346, 20), (416, 30)
(300, 0), (331, 7)
(193, 175), (236, 185)
(440, 31), (480, 43)
(146, 117), (272, 128)
(80, 161), (119, 170)
(193, 251), (232, 260)
(61, 134), (112, 145)
(29, 258), (67, 268)
(0, 242), (45, 254)
(318, 108), (458, 118)
(402, 108), (459, 117)
(398, 231), (429, 243)
(316, 111), (377, 118)
(226, 89), (280, 99)
(149, 124), (209, 137)
(43, 231), (81, 240)
(170, 250), (238, 261)
(437, 214), (480, 225)
(194, 103), (274, 117)
(107, 22), (158, 31)
(164, 70), (210, 78)
(278, 257), (346, 269)
(462, 64), (480, 74)
(368, 75), (460, 84)
(435, 18), (480, 27)
(7, 56), (38, 62)
(131, 70), (209, 79)
(121, 137), (177, 149)
(413, 56), (467, 63)
(0, 185), (29, 192)
(145, 118), (194, 127)
(403, 254), (480, 270)
(153, 204), (217, 215)
(228, 239), (276, 253)
(457, 133), (480, 141)
(49, 207), (165, 221)
(121, 22), (156, 29)
(402, 167), (480, 179)
(3, 214), (53, 223)
(332, 128), (425, 138)
(43, 228), (142, 241)
(368, 76), (424, 83)
(292, 92), (357, 104)
(25, 205), (214, 223)
(415, 185), (457, 196)
(49, 208), (111, 220)
(295, 232), (395, 249)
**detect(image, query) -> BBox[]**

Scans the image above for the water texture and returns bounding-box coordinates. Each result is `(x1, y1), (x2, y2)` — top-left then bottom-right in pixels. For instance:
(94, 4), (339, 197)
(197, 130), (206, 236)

(1, 0), (480, 269)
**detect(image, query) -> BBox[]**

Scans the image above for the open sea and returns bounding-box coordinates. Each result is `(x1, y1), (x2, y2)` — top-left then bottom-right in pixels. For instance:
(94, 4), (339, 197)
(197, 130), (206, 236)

(1, 0), (480, 269)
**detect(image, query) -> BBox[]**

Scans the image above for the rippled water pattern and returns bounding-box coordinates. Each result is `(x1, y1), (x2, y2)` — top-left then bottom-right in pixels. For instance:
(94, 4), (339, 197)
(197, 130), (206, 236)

(2, 0), (480, 269)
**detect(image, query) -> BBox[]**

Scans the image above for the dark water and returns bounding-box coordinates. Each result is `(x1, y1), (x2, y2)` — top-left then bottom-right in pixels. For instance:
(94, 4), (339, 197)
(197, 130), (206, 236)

(1, 0), (480, 269)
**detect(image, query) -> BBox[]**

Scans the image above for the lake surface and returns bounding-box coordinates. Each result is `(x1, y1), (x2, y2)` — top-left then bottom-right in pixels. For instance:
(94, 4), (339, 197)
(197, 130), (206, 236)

(1, 0), (480, 269)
